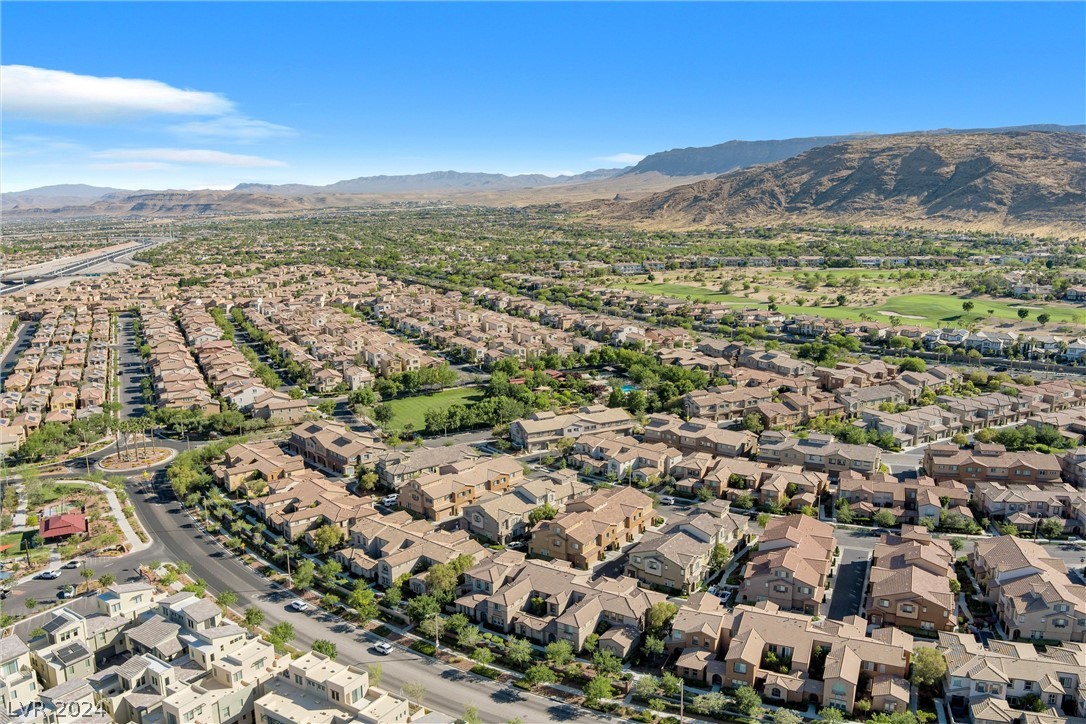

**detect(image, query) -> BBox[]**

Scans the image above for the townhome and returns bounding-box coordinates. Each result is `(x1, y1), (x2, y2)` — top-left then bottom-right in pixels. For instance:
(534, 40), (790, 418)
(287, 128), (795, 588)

(643, 414), (759, 458)
(971, 536), (1086, 642)
(674, 601), (913, 716)
(835, 384), (912, 415)
(253, 651), (409, 724)
(509, 405), (634, 451)
(923, 443), (1063, 488)
(529, 486), (654, 569)
(1, 636), (37, 715)
(682, 386), (774, 422)
(252, 469), (375, 542)
(858, 405), (962, 448)
(836, 471), (972, 525)
(287, 420), (386, 477)
(342, 511), (488, 588)
(867, 527), (957, 633)
(211, 440), (306, 493)
(736, 349), (814, 377)
(974, 482), (1084, 535)
(454, 554), (665, 658)
(462, 471), (590, 544)
(738, 515), (834, 614)
(758, 431), (883, 476)
(571, 432), (683, 482)
(625, 511), (748, 593)
(375, 443), (478, 489)
(398, 456), (525, 522)
(939, 631), (1086, 721)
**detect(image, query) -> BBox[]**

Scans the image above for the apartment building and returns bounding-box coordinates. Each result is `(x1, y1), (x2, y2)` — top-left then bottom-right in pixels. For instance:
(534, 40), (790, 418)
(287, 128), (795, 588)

(625, 511), (748, 594)
(509, 404), (633, 451)
(738, 515), (834, 614)
(254, 652), (409, 724)
(971, 536), (1086, 643)
(529, 486), (654, 569)
(1, 636), (37, 715)
(252, 469), (375, 543)
(867, 527), (957, 633)
(682, 386), (774, 422)
(858, 404), (962, 448)
(923, 442), (1063, 488)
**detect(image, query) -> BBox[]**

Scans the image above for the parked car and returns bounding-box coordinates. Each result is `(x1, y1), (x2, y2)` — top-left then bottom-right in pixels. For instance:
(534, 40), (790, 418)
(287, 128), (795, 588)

(659, 495), (676, 505)
(372, 642), (394, 655)
(380, 495), (398, 507)
(508, 540), (528, 551)
(62, 560), (80, 569)
(38, 570), (61, 580)
(288, 600), (310, 612)
(57, 586), (76, 599)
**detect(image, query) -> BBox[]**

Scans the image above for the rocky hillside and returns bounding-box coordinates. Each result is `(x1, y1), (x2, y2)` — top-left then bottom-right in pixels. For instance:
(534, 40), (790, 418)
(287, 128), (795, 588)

(591, 131), (1086, 233)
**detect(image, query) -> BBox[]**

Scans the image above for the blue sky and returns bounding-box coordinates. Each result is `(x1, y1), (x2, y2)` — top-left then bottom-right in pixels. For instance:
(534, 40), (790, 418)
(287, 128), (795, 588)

(3, 2), (1084, 191)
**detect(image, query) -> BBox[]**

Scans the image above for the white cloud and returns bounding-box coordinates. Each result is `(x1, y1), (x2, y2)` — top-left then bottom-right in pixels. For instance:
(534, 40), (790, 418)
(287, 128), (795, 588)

(171, 116), (296, 142)
(1, 65), (233, 122)
(94, 148), (286, 167)
(90, 161), (175, 172)
(594, 152), (646, 165)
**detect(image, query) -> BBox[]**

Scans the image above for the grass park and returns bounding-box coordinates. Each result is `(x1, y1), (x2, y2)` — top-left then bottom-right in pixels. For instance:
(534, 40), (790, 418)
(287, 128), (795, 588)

(370, 386), (485, 433)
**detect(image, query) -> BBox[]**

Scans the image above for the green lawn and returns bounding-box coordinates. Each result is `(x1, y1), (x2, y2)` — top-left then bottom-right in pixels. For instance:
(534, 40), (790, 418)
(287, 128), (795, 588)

(614, 281), (1086, 328)
(374, 386), (485, 433)
(0, 530), (37, 557)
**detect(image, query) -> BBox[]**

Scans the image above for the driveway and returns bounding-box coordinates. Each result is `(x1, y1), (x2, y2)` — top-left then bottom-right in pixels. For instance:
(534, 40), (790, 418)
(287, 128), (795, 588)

(827, 547), (870, 621)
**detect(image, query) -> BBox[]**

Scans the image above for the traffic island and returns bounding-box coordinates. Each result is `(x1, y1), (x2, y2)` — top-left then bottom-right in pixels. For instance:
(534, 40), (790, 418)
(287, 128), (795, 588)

(98, 447), (175, 471)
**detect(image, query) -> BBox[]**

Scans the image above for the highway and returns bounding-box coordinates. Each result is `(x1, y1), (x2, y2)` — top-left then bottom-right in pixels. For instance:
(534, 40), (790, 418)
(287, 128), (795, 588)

(0, 237), (166, 295)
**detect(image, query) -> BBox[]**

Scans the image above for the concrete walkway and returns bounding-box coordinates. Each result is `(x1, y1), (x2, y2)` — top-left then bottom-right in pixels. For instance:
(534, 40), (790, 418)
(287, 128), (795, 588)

(12, 483), (28, 527)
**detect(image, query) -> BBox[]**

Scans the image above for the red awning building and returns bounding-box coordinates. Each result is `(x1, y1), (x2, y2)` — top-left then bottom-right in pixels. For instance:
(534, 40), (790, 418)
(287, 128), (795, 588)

(39, 513), (88, 540)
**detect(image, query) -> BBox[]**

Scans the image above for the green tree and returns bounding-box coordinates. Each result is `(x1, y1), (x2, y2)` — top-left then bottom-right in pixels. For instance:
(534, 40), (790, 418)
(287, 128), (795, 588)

(462, 704), (482, 724)
(1037, 312), (1051, 326)
(818, 708), (846, 723)
(98, 573), (116, 588)
(1018, 308), (1030, 320)
(292, 560), (315, 589)
(874, 508), (898, 528)
(592, 650), (622, 677)
(426, 562), (460, 602)
(528, 503), (558, 525)
(740, 412), (764, 434)
(372, 403), (394, 426)
(471, 646), (494, 666)
(312, 524), (345, 554)
(734, 685), (763, 718)
(401, 682), (426, 704)
(503, 637), (533, 667)
(522, 664), (557, 687)
(910, 647), (947, 688)
(545, 639), (574, 667)
(691, 692), (728, 716)
(406, 594), (441, 623)
(962, 301), (974, 314)
(367, 663), (382, 687)
(244, 606), (265, 629)
(312, 639), (337, 660)
(660, 671), (683, 697)
(582, 676), (614, 706)
(215, 590), (238, 611)
(458, 625), (482, 649)
(644, 601), (679, 637)
(773, 710), (803, 724)
(1039, 517), (1065, 539)
(348, 581), (379, 623)
(633, 674), (660, 700)
(268, 622), (295, 651)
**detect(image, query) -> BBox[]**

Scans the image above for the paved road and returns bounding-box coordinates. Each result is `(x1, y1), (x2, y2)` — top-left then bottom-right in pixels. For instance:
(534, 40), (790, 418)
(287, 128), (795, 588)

(0, 322), (35, 379)
(827, 547), (870, 621)
(115, 312), (147, 419)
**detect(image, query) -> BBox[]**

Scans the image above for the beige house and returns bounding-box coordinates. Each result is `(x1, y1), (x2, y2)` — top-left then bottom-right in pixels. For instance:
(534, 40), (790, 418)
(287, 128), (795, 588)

(867, 527), (957, 633)
(529, 486), (654, 569)
(625, 511), (748, 594)
(738, 514), (834, 615)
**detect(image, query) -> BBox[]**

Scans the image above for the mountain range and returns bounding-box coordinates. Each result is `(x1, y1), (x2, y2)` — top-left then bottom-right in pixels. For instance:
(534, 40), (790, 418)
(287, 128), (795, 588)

(4, 123), (1083, 231)
(587, 131), (1086, 234)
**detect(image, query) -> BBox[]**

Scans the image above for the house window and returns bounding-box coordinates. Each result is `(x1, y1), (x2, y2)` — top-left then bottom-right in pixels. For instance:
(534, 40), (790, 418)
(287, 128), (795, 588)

(832, 683), (846, 696)
(880, 599), (890, 608)
(901, 604), (915, 614)
(734, 663), (747, 674)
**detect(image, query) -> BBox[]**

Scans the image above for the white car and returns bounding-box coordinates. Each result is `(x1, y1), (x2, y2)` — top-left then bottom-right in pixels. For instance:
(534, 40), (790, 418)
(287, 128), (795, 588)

(380, 495), (398, 507)
(372, 642), (394, 655)
(288, 600), (310, 612)
(659, 496), (676, 505)
(57, 586), (76, 599)
(38, 570), (61, 580)
(62, 560), (80, 569)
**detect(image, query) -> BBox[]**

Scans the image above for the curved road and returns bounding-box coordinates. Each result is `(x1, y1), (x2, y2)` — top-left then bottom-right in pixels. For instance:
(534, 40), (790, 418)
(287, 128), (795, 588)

(10, 447), (604, 723)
